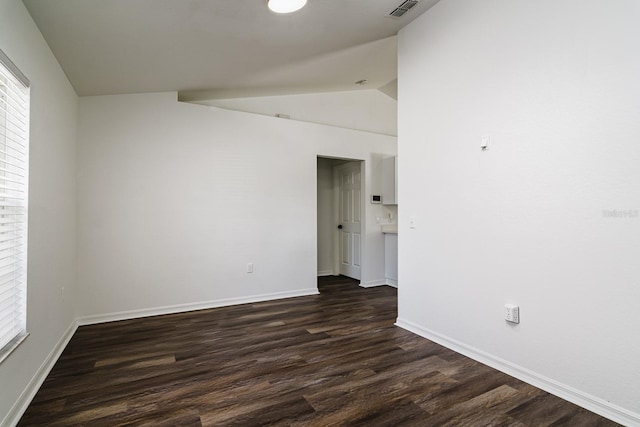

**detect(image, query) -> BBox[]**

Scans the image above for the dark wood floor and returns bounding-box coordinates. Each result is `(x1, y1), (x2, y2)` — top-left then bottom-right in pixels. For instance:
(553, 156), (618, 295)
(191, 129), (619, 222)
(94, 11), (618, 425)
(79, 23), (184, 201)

(19, 276), (618, 426)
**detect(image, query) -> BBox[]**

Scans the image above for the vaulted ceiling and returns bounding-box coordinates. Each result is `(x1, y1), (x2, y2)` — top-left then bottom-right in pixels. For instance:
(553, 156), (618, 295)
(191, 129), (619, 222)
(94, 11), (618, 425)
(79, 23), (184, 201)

(23, 0), (439, 97)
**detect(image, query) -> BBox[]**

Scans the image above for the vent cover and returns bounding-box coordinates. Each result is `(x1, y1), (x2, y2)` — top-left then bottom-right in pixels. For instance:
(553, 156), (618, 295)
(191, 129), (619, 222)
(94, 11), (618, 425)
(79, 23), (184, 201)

(388, 0), (420, 18)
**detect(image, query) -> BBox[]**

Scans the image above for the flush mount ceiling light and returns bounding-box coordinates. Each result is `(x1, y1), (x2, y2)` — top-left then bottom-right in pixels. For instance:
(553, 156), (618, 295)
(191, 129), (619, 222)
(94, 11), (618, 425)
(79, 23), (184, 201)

(267, 0), (307, 14)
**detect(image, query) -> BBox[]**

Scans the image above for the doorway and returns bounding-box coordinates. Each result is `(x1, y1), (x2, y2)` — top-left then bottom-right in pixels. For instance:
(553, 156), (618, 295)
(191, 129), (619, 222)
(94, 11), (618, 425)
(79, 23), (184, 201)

(317, 157), (364, 281)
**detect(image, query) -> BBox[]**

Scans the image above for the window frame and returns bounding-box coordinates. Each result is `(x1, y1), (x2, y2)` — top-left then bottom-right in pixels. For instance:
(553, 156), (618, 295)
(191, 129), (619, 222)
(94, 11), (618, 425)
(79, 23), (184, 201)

(0, 48), (30, 364)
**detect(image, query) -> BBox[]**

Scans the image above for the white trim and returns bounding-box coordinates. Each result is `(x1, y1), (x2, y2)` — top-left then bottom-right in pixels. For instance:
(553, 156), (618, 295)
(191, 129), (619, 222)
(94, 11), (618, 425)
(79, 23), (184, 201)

(0, 333), (29, 365)
(317, 270), (334, 277)
(395, 318), (640, 427)
(1, 320), (78, 427)
(77, 288), (319, 326)
(385, 278), (398, 288)
(0, 48), (30, 87)
(359, 279), (388, 288)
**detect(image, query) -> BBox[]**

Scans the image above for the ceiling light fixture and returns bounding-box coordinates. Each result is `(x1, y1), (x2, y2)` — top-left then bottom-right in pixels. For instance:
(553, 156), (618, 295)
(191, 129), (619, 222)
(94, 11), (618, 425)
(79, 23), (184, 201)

(267, 0), (307, 14)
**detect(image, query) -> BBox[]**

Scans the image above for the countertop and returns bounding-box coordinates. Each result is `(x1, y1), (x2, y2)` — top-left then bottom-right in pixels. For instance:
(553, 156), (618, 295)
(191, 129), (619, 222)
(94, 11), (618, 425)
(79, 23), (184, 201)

(381, 224), (398, 234)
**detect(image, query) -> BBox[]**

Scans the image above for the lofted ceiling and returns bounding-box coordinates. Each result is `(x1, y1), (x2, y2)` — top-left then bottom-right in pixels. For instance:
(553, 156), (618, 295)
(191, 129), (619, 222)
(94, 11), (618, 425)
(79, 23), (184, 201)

(23, 0), (439, 97)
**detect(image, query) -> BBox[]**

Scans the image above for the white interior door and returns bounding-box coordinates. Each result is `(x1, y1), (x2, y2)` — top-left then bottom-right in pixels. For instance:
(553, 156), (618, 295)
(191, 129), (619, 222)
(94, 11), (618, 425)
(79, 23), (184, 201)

(336, 162), (362, 280)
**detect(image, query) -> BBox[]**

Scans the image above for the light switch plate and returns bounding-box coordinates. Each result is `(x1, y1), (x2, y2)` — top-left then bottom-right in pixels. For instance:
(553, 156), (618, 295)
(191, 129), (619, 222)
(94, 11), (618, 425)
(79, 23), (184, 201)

(481, 134), (490, 150)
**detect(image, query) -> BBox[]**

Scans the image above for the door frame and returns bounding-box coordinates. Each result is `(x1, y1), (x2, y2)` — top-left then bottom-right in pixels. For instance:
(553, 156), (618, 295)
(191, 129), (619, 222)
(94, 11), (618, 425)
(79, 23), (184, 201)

(316, 156), (366, 282)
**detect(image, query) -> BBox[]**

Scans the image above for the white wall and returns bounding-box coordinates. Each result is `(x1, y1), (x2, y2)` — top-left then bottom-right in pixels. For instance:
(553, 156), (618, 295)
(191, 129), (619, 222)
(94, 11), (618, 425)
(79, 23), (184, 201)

(397, 0), (640, 423)
(76, 92), (396, 320)
(0, 0), (78, 425)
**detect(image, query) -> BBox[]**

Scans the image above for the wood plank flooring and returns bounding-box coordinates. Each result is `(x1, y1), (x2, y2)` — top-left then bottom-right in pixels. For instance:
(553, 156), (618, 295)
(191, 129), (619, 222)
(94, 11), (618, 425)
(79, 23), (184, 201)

(19, 276), (619, 426)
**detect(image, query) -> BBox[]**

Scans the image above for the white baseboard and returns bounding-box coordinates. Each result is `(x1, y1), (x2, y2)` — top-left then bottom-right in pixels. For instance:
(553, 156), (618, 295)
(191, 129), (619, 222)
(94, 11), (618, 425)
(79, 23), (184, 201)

(77, 288), (319, 326)
(317, 270), (334, 277)
(359, 279), (387, 288)
(2, 320), (78, 427)
(395, 318), (640, 427)
(360, 279), (397, 288)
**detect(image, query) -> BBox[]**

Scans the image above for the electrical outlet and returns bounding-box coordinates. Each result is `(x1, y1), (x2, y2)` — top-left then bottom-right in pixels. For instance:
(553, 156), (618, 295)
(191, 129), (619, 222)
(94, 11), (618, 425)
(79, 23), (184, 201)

(505, 304), (519, 323)
(247, 263), (254, 273)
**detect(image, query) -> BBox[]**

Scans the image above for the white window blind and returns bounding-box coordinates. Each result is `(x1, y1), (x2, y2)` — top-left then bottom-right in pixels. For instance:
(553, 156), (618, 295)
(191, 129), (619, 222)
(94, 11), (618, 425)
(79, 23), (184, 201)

(0, 49), (29, 363)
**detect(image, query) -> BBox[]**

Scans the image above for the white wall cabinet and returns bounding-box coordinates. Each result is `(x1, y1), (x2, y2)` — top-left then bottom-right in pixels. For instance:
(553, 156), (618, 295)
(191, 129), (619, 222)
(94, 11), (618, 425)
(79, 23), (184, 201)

(382, 156), (397, 205)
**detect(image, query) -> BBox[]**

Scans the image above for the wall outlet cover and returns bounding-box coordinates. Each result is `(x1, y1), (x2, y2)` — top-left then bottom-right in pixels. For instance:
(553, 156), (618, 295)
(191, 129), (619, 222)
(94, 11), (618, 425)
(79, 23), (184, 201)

(505, 304), (520, 323)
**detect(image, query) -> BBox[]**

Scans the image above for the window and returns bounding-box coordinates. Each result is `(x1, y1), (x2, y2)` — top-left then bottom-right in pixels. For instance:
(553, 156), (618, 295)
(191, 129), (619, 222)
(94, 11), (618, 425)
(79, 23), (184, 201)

(0, 49), (30, 363)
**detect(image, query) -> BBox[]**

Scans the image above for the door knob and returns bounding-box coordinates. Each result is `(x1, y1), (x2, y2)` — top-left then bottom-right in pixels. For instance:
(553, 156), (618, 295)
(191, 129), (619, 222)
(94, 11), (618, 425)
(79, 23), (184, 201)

(337, 225), (343, 229)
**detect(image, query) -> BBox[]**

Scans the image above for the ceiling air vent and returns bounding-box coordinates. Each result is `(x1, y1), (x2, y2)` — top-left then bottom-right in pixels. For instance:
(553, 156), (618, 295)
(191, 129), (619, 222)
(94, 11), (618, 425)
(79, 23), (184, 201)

(388, 0), (420, 18)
